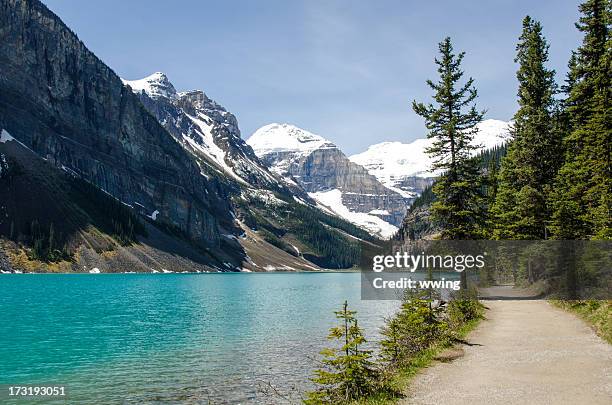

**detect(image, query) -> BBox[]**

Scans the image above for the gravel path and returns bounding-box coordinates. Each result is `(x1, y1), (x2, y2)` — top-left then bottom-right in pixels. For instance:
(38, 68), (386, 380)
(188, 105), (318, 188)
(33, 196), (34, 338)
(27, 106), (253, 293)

(402, 296), (612, 405)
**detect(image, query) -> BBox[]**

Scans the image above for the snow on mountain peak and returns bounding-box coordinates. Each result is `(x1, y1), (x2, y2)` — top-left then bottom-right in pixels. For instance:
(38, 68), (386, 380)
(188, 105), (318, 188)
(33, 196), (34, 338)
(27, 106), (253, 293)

(349, 119), (510, 197)
(122, 72), (177, 100)
(350, 119), (510, 178)
(247, 123), (336, 157)
(471, 119), (511, 149)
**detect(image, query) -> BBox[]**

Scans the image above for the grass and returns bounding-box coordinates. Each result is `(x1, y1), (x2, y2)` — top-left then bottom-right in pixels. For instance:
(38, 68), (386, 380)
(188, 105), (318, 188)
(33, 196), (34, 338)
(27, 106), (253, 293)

(351, 312), (485, 405)
(551, 300), (612, 344)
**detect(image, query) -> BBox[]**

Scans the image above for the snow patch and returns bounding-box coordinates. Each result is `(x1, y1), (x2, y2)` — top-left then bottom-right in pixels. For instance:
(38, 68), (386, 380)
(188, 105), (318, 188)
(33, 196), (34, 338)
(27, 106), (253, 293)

(247, 123), (336, 157)
(0, 129), (35, 154)
(289, 243), (301, 256)
(369, 209), (390, 215)
(309, 189), (398, 239)
(121, 72), (177, 100)
(263, 265), (297, 271)
(1, 129), (15, 143)
(246, 123), (340, 176)
(183, 113), (246, 183)
(89, 268), (101, 274)
(244, 188), (287, 207)
(292, 196), (309, 206)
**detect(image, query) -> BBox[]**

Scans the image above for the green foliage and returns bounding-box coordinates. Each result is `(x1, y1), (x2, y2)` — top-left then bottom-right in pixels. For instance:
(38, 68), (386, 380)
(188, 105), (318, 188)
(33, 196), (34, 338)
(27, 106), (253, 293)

(290, 202), (373, 242)
(305, 301), (379, 404)
(447, 289), (485, 328)
(408, 185), (434, 214)
(550, 0), (611, 240)
(293, 222), (360, 269)
(485, 154), (499, 206)
(404, 1), (609, 244)
(412, 37), (487, 240)
(491, 16), (563, 240)
(401, 144), (507, 241)
(380, 290), (447, 366)
(308, 292), (485, 404)
(259, 229), (298, 257)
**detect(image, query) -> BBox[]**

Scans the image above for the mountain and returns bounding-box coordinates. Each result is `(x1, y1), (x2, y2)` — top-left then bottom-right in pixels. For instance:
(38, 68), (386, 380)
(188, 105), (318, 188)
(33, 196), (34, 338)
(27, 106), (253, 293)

(349, 119), (510, 198)
(247, 120), (510, 238)
(124, 72), (379, 269)
(247, 124), (407, 238)
(0, 0), (374, 272)
(0, 0), (238, 243)
(122, 73), (284, 190)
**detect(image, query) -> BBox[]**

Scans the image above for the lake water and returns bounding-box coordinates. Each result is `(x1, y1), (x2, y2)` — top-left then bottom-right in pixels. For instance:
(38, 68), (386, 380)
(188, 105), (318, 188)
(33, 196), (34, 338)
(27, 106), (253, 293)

(0, 273), (399, 404)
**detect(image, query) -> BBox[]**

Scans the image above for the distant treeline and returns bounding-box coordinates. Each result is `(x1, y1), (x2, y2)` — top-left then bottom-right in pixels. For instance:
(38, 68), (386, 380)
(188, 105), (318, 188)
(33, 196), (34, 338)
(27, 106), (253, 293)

(68, 178), (146, 245)
(0, 157), (146, 262)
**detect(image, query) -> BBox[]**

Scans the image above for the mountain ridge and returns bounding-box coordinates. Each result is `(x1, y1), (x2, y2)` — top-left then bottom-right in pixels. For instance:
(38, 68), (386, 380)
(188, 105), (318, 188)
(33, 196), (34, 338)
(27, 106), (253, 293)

(248, 123), (409, 237)
(0, 0), (376, 272)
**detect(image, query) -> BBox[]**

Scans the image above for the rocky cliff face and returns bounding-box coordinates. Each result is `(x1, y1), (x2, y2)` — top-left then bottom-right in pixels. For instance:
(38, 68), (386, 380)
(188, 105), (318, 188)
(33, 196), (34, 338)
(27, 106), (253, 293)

(248, 124), (408, 237)
(0, 0), (237, 247)
(124, 73), (284, 191)
(299, 148), (407, 225)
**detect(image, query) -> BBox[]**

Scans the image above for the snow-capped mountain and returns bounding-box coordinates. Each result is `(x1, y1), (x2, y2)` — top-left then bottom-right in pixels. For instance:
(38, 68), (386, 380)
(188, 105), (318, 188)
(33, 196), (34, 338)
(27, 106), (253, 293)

(120, 73), (381, 268)
(0, 0), (396, 274)
(349, 119), (510, 198)
(122, 72), (178, 100)
(248, 123), (408, 238)
(122, 72), (282, 190)
(246, 123), (336, 176)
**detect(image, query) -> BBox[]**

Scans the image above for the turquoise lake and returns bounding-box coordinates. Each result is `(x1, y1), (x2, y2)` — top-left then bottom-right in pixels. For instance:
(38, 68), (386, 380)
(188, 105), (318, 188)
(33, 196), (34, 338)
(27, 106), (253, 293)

(0, 273), (399, 404)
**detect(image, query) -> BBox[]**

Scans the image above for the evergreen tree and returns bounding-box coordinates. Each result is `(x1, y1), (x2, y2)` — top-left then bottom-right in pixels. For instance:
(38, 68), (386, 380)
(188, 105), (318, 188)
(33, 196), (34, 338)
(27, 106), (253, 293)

(379, 290), (447, 366)
(481, 155), (501, 239)
(413, 37), (486, 288)
(486, 156), (499, 205)
(306, 301), (378, 404)
(412, 37), (486, 242)
(550, 0), (611, 239)
(491, 16), (562, 240)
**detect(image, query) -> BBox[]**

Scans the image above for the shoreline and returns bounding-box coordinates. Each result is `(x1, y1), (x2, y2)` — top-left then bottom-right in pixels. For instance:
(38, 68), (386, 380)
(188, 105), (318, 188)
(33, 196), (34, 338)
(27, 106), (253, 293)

(0, 269), (362, 275)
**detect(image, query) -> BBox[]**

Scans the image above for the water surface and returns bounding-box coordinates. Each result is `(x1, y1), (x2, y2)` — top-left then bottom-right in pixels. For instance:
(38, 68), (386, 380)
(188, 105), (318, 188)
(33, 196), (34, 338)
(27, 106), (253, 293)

(0, 273), (398, 404)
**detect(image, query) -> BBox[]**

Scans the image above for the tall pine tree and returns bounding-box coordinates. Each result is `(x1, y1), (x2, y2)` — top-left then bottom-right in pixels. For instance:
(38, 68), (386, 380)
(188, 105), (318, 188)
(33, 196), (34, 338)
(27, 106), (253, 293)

(413, 37), (486, 241)
(550, 0), (611, 239)
(491, 16), (562, 240)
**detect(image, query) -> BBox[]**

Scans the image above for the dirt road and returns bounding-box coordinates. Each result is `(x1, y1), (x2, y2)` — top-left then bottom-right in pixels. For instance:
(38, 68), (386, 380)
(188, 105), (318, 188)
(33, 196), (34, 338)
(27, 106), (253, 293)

(402, 294), (612, 404)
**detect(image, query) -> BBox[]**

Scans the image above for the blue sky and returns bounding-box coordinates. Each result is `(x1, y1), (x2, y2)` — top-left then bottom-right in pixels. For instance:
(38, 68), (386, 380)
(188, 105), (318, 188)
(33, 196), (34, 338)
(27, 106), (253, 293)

(44, 0), (582, 154)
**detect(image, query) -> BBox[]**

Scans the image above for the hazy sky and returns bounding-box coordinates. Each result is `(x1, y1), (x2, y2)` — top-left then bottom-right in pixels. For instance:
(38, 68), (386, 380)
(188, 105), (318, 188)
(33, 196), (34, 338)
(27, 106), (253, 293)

(43, 0), (582, 154)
